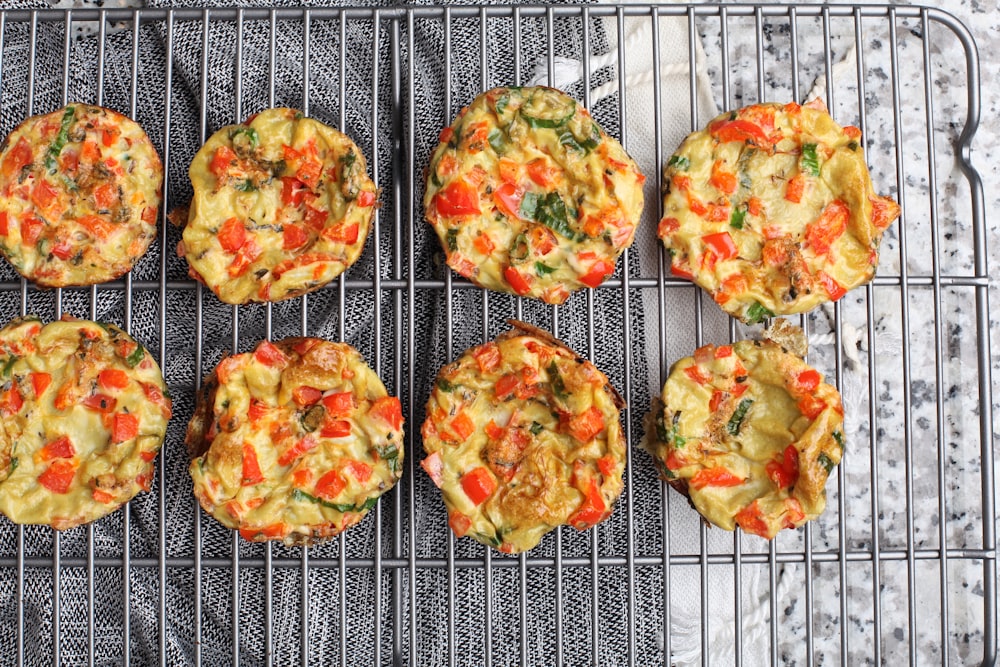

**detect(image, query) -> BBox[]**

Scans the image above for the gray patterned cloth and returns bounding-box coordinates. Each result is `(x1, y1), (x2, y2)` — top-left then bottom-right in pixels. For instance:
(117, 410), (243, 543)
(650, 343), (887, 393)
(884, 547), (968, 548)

(0, 3), (679, 665)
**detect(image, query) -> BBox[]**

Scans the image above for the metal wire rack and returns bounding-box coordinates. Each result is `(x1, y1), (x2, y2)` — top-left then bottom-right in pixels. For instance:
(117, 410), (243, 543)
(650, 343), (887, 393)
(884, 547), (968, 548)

(0, 4), (994, 666)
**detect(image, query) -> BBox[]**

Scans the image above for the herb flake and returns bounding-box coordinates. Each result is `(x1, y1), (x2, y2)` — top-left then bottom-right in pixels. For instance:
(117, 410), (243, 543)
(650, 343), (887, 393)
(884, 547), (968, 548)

(726, 398), (753, 436)
(818, 452), (835, 475)
(745, 302), (775, 324)
(801, 143), (820, 177)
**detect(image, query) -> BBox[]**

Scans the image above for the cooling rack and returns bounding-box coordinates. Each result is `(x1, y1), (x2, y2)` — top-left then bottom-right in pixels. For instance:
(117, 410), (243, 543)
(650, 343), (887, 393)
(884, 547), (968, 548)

(0, 4), (994, 666)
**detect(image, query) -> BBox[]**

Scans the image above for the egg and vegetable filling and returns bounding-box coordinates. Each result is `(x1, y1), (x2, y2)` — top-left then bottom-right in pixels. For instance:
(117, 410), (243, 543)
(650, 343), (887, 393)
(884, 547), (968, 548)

(187, 338), (404, 546)
(0, 104), (163, 287)
(182, 108), (377, 304)
(425, 86), (645, 304)
(646, 337), (844, 539)
(659, 100), (900, 323)
(421, 322), (626, 554)
(0, 316), (171, 530)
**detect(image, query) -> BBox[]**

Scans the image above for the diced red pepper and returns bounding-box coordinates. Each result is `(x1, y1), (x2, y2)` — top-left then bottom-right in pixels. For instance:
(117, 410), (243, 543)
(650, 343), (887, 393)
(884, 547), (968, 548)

(2, 137), (33, 180)
(579, 260), (614, 288)
(21, 216), (44, 246)
(92, 488), (116, 504)
(278, 436), (317, 466)
(0, 212), (8, 236)
(282, 224), (310, 250)
(450, 411), (475, 441)
(102, 126), (120, 147)
(218, 217), (247, 253)
(494, 373), (520, 401)
(794, 369), (821, 394)
(597, 454), (618, 477)
(292, 386), (323, 406)
(709, 160), (738, 195)
(83, 393), (116, 413)
(99, 369), (129, 390)
(683, 365), (711, 385)
(248, 398), (269, 425)
(227, 238), (260, 276)
(709, 118), (772, 148)
(357, 190), (376, 207)
(492, 182), (522, 220)
(658, 216), (680, 237)
(472, 343), (501, 373)
(785, 174), (805, 203)
(567, 477), (606, 530)
(871, 195), (899, 230)
(50, 242), (74, 260)
(421, 451), (444, 488)
(38, 459), (77, 494)
(734, 500), (770, 538)
(241, 442), (265, 485)
(747, 197), (763, 216)
(798, 395), (826, 419)
(320, 419), (352, 438)
(111, 413), (139, 443)
(526, 158), (561, 187)
(766, 443), (799, 489)
(504, 266), (532, 295)
(30, 372), (52, 397)
(473, 232), (495, 256)
(709, 390), (724, 413)
(323, 222), (360, 245)
(689, 467), (744, 490)
(484, 419), (505, 441)
(281, 176), (307, 207)
(345, 460), (372, 483)
(715, 345), (733, 358)
(296, 158), (322, 189)
(315, 469), (346, 501)
(566, 406), (606, 444)
(438, 126), (454, 143)
(805, 199), (850, 256)
(322, 392), (354, 417)
(434, 179), (480, 216)
(93, 182), (117, 210)
(30, 179), (59, 211)
(817, 270), (847, 301)
(254, 340), (286, 367)
(460, 466), (496, 506)
(78, 215), (115, 240)
(37, 435), (75, 462)
(210, 146), (237, 179)
(702, 231), (738, 261)
(80, 140), (101, 164)
(368, 396), (403, 431)
(448, 510), (472, 537)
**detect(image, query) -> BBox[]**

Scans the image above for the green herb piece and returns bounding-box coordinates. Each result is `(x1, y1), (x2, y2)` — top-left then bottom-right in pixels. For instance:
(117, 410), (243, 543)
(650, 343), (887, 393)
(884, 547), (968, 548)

(377, 443), (400, 474)
(559, 131), (585, 154)
(736, 147), (757, 190)
(234, 179), (257, 192)
(745, 301), (774, 324)
(832, 430), (845, 449)
(510, 233), (529, 261)
(475, 531), (503, 548)
(548, 361), (567, 400)
(667, 155), (690, 171)
(518, 191), (540, 220)
(535, 262), (556, 276)
(9, 457), (17, 472)
(126, 344), (145, 368)
(359, 496), (380, 511)
(800, 143), (820, 177)
(730, 204), (747, 230)
(726, 398), (754, 436)
(521, 192), (575, 240)
(229, 127), (259, 156)
(446, 228), (458, 252)
(436, 378), (456, 392)
(655, 415), (670, 443)
(521, 111), (574, 129)
(1, 355), (19, 378)
(847, 141), (859, 151)
(494, 93), (511, 116)
(488, 128), (506, 154)
(530, 421), (543, 436)
(45, 106), (76, 172)
(293, 488), (356, 512)
(818, 452), (835, 474)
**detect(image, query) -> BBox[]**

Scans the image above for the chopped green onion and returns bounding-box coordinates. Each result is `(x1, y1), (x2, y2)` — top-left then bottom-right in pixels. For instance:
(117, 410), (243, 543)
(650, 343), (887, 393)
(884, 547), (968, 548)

(726, 398), (754, 436)
(8, 457), (17, 472)
(126, 344), (145, 368)
(745, 301), (775, 324)
(832, 430), (845, 449)
(730, 205), (747, 230)
(535, 262), (556, 276)
(510, 233), (529, 261)
(521, 111), (574, 129)
(229, 127), (259, 153)
(818, 452), (835, 474)
(436, 378), (456, 392)
(359, 496), (380, 511)
(667, 155), (690, 171)
(801, 143), (820, 176)
(45, 106), (76, 173)
(446, 228), (458, 252)
(548, 361), (568, 400)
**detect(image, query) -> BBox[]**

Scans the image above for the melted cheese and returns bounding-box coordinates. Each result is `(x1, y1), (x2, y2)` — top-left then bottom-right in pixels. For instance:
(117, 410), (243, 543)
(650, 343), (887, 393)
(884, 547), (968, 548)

(645, 338), (844, 539)
(0, 104), (162, 287)
(183, 108), (377, 304)
(659, 101), (900, 323)
(424, 86), (644, 304)
(0, 317), (171, 529)
(187, 338), (404, 546)
(421, 324), (625, 553)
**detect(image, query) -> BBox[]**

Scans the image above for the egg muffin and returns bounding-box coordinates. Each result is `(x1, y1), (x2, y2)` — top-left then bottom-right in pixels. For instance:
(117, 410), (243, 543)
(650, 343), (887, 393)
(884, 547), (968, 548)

(659, 100), (900, 323)
(421, 321), (625, 553)
(0, 104), (163, 287)
(181, 108), (377, 304)
(187, 337), (404, 545)
(424, 86), (645, 304)
(645, 329), (844, 539)
(0, 316), (171, 530)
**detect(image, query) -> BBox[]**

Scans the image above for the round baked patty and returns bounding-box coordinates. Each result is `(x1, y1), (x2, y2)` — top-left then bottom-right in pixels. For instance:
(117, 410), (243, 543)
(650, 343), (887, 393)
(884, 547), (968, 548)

(425, 86), (644, 304)
(659, 100), (900, 323)
(421, 321), (626, 553)
(187, 338), (404, 546)
(0, 103), (163, 287)
(646, 336), (844, 539)
(0, 316), (171, 530)
(182, 108), (377, 304)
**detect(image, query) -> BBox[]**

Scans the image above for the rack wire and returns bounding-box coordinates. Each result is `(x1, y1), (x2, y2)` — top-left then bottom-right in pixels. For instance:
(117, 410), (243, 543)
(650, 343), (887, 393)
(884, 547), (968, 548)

(0, 4), (994, 666)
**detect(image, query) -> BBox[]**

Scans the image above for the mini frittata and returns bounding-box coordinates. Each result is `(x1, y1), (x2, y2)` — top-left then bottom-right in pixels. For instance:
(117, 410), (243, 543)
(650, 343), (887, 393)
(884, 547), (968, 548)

(186, 338), (404, 546)
(424, 86), (645, 304)
(421, 321), (626, 553)
(646, 331), (844, 539)
(182, 108), (377, 304)
(0, 316), (171, 530)
(0, 104), (163, 287)
(659, 100), (900, 323)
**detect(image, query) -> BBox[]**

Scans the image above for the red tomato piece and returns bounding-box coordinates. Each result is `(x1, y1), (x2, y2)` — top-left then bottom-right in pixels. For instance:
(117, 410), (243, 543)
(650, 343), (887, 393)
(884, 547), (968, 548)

(83, 393), (116, 413)
(111, 413), (139, 443)
(448, 510), (472, 537)
(421, 451), (444, 488)
(37, 435), (75, 462)
(709, 119), (772, 147)
(446, 411), (473, 442)
(503, 266), (532, 295)
(345, 460), (372, 483)
(710, 160), (738, 195)
(567, 477), (606, 530)
(805, 199), (850, 256)
(278, 436), (318, 466)
(492, 182), (522, 220)
(357, 190), (376, 207)
(2, 138), (33, 180)
(597, 454), (618, 477)
(683, 365), (711, 385)
(38, 459), (77, 494)
(30, 179), (59, 211)
(734, 500), (770, 537)
(472, 343), (501, 373)
(702, 231), (738, 261)
(785, 174), (805, 203)
(765, 443), (800, 489)
(296, 158), (322, 189)
(30, 372), (52, 397)
(218, 217), (247, 254)
(494, 373), (520, 401)
(579, 259), (615, 288)
(210, 146), (237, 179)
(227, 239), (262, 277)
(21, 216), (44, 246)
(241, 442), (265, 485)
(99, 369), (129, 390)
(315, 470), (346, 501)
(460, 466), (496, 506)
(280, 176), (306, 207)
(292, 386), (323, 406)
(320, 419), (352, 438)
(871, 195), (899, 230)
(92, 488), (116, 504)
(78, 215), (115, 240)
(368, 396), (403, 431)
(248, 398), (269, 426)
(798, 395), (826, 419)
(526, 158), (561, 187)
(50, 242), (74, 260)
(282, 224), (310, 250)
(795, 369), (821, 394)
(323, 222), (360, 245)
(567, 406), (606, 444)
(817, 270), (847, 301)
(434, 179), (480, 216)
(322, 392), (354, 417)
(254, 340), (286, 367)
(689, 467), (744, 490)
(101, 126), (120, 147)
(473, 232), (495, 256)
(658, 216), (680, 237)
(93, 182), (117, 209)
